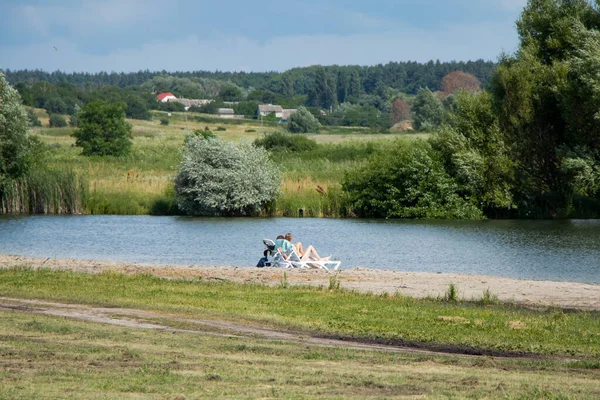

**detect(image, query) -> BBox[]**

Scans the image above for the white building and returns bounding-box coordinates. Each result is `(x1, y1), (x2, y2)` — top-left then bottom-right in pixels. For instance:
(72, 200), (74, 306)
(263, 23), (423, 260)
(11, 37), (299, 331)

(156, 92), (176, 103)
(258, 104), (284, 118)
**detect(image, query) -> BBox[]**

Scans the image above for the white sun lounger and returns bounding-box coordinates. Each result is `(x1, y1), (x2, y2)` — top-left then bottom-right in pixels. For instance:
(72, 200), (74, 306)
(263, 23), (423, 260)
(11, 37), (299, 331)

(270, 241), (341, 270)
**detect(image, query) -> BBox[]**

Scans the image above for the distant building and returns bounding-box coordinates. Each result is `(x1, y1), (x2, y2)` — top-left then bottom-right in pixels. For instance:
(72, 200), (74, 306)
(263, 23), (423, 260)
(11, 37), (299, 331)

(157, 92), (176, 103)
(258, 104), (284, 119)
(169, 98), (213, 110)
(217, 108), (235, 118)
(281, 109), (297, 122)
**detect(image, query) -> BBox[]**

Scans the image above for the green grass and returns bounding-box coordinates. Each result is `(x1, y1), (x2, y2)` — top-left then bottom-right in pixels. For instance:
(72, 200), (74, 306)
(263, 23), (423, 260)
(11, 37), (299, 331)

(2, 309), (598, 399)
(1, 267), (599, 358)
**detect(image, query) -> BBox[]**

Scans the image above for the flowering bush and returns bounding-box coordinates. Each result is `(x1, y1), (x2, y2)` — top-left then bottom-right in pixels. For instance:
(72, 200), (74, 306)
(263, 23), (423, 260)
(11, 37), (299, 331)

(175, 135), (280, 216)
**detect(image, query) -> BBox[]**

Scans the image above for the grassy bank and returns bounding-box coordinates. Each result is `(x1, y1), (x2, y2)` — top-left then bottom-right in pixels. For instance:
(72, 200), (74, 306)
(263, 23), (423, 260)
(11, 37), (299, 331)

(3, 309), (598, 399)
(31, 111), (422, 216)
(1, 268), (599, 398)
(1, 267), (598, 358)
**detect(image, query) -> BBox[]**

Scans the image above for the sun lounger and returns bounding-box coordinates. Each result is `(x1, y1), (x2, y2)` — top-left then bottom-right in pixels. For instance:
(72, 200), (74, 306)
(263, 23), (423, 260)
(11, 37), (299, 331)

(270, 240), (341, 271)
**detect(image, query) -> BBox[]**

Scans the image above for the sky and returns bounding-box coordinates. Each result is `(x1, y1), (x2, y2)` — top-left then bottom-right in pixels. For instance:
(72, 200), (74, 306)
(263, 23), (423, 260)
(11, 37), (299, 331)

(0, 0), (527, 73)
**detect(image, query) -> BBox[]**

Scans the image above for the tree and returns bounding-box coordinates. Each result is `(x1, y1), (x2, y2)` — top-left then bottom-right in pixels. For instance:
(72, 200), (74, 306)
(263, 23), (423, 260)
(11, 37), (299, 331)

(219, 85), (242, 101)
(288, 106), (321, 133)
(282, 73), (294, 97)
(441, 71), (481, 96)
(491, 0), (600, 217)
(336, 70), (348, 103)
(234, 101), (259, 118)
(72, 101), (133, 156)
(431, 91), (515, 215)
(124, 94), (151, 120)
(412, 88), (445, 131)
(347, 69), (361, 102)
(342, 140), (482, 219)
(247, 89), (276, 104)
(174, 135), (280, 216)
(49, 114), (68, 128)
(0, 72), (31, 182)
(390, 98), (411, 125)
(311, 66), (336, 109)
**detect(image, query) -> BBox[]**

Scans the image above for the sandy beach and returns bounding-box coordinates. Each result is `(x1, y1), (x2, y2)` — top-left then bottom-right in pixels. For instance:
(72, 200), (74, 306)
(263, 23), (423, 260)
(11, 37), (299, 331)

(1, 254), (599, 310)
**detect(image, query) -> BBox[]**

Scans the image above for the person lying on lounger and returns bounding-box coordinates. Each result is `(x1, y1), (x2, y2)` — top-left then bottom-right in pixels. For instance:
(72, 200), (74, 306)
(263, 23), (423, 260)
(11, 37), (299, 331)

(275, 235), (293, 260)
(284, 232), (330, 261)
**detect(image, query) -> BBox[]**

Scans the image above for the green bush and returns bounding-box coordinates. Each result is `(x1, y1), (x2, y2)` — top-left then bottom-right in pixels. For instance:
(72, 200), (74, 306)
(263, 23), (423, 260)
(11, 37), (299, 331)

(69, 114), (80, 127)
(160, 118), (169, 126)
(288, 106), (320, 133)
(216, 126), (226, 131)
(174, 135), (280, 216)
(188, 128), (216, 141)
(72, 101), (133, 157)
(254, 132), (318, 152)
(0, 72), (32, 183)
(413, 88), (445, 131)
(49, 114), (67, 128)
(26, 109), (42, 127)
(342, 139), (483, 219)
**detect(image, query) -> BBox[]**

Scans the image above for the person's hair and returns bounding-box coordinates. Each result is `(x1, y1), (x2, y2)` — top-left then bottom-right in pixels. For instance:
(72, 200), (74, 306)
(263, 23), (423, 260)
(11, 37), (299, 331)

(276, 235), (284, 239)
(285, 233), (292, 241)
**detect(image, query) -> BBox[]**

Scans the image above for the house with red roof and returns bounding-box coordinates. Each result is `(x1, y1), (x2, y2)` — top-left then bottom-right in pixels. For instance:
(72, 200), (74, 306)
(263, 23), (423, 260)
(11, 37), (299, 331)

(157, 92), (176, 102)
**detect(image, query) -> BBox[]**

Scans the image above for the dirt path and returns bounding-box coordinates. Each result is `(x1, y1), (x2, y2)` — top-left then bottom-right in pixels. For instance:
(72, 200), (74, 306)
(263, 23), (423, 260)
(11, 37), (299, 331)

(2, 254), (600, 310)
(0, 297), (465, 357)
(0, 296), (554, 360)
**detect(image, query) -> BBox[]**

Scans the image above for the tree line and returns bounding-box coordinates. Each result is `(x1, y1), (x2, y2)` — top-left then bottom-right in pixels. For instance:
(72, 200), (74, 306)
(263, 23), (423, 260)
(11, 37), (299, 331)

(4, 60), (495, 96)
(7, 62), (489, 131)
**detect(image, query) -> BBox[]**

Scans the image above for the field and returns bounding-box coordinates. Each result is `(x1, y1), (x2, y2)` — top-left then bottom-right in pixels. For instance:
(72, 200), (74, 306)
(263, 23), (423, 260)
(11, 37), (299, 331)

(1, 267), (599, 399)
(30, 109), (422, 216)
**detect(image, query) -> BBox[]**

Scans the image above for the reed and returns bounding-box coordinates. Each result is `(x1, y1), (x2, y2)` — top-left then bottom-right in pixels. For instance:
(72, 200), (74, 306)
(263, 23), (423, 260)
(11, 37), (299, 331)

(0, 167), (87, 214)
(273, 179), (348, 217)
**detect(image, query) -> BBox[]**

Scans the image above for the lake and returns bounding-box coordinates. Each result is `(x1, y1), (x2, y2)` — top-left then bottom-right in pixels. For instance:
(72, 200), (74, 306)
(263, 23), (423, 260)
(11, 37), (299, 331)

(0, 215), (598, 283)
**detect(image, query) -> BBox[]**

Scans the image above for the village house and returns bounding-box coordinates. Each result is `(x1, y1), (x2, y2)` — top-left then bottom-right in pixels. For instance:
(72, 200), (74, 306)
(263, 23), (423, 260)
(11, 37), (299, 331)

(171, 98), (213, 110)
(156, 92), (176, 102)
(258, 104), (284, 118)
(156, 93), (213, 110)
(281, 109), (297, 122)
(217, 108), (235, 118)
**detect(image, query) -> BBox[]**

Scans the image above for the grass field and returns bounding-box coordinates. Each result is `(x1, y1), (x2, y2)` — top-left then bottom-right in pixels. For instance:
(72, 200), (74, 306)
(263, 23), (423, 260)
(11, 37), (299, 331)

(0, 267), (599, 399)
(31, 109), (425, 216)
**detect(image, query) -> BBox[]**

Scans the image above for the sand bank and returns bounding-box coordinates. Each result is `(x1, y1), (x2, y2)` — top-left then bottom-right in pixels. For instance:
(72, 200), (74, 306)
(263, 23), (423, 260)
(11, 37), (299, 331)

(1, 254), (598, 310)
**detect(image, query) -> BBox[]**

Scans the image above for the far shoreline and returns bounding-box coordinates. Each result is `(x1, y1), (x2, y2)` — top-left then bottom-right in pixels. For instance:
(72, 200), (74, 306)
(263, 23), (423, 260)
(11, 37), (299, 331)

(1, 254), (599, 311)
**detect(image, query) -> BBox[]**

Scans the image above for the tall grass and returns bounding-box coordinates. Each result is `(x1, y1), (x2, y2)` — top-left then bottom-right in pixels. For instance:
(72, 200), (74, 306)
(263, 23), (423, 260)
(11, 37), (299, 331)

(0, 167), (87, 214)
(274, 179), (348, 217)
(28, 118), (417, 216)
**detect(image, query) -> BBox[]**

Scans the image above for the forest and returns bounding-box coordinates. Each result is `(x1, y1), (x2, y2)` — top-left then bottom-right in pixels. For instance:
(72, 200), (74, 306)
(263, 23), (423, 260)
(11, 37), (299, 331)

(4, 60), (495, 130)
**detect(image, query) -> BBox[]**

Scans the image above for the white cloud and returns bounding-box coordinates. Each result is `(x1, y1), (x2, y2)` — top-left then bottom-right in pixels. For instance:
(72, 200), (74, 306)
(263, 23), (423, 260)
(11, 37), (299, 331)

(19, 5), (48, 36)
(14, 0), (161, 37)
(0, 20), (518, 73)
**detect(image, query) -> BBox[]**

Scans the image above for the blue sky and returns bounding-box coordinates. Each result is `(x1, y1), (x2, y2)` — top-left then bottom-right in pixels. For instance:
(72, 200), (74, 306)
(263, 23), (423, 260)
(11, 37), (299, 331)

(0, 0), (527, 73)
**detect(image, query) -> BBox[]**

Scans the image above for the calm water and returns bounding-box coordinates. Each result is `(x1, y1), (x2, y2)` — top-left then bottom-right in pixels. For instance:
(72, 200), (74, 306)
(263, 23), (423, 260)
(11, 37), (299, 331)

(0, 216), (598, 283)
